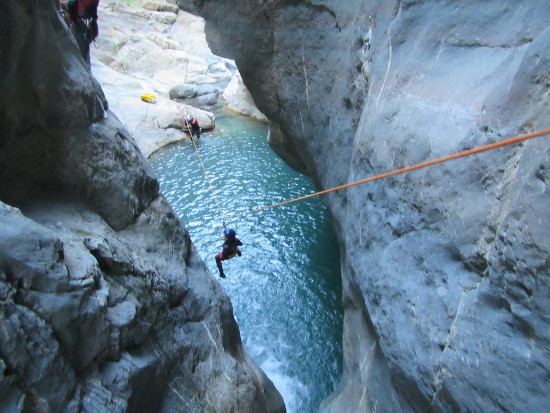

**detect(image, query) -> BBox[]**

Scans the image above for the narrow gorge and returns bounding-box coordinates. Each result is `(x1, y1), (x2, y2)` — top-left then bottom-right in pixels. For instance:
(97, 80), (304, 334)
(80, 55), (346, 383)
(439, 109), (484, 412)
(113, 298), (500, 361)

(181, 0), (550, 411)
(1, 0), (549, 412)
(0, 1), (284, 412)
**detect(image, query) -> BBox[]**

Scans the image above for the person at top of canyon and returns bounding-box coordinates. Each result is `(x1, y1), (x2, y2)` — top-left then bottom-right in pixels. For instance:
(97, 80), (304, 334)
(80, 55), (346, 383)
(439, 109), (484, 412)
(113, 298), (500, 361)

(215, 229), (242, 278)
(59, 0), (100, 65)
(185, 114), (202, 139)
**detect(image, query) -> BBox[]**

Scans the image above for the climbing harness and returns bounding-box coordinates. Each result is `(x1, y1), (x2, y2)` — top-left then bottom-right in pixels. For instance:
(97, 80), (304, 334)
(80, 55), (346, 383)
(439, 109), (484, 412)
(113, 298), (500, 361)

(227, 250), (238, 258)
(221, 127), (550, 221)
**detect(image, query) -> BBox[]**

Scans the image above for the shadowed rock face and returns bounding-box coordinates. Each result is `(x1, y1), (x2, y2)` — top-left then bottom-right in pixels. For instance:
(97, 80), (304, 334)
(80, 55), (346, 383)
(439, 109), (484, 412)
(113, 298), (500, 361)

(0, 1), (284, 412)
(0, 0), (157, 231)
(180, 0), (550, 411)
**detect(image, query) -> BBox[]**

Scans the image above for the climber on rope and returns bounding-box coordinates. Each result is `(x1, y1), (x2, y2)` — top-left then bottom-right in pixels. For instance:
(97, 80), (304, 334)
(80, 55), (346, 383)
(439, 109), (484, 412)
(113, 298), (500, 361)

(215, 229), (242, 278)
(185, 114), (202, 139)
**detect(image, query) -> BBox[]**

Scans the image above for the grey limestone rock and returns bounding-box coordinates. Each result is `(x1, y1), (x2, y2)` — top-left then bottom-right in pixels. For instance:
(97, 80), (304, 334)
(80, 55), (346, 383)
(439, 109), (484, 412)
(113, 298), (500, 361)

(169, 83), (199, 100)
(169, 83), (220, 107)
(180, 0), (550, 411)
(196, 84), (220, 96)
(0, 1), (285, 412)
(186, 92), (219, 108)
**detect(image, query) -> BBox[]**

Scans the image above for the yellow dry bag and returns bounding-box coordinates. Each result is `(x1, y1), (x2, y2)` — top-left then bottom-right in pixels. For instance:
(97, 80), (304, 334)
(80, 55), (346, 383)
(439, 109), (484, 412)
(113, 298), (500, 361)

(140, 94), (157, 103)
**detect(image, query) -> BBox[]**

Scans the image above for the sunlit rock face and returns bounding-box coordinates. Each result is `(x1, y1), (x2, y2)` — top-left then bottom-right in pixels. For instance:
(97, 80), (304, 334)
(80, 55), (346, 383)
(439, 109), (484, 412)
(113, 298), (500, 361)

(0, 1), (284, 412)
(181, 0), (550, 411)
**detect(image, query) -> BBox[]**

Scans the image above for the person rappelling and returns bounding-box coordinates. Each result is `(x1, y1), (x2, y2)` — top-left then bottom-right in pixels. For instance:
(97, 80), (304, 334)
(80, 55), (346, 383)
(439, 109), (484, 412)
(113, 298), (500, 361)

(185, 114), (201, 139)
(215, 229), (242, 278)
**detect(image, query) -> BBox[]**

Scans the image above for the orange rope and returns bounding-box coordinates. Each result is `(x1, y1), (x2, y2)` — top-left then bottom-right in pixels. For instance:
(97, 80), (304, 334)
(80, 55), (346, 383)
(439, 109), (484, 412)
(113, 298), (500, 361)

(223, 127), (550, 221)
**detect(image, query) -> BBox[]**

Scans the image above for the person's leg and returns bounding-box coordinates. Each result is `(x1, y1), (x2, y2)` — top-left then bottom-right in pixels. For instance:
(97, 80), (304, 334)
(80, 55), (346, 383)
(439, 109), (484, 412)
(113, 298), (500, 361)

(215, 254), (225, 277)
(73, 21), (91, 65)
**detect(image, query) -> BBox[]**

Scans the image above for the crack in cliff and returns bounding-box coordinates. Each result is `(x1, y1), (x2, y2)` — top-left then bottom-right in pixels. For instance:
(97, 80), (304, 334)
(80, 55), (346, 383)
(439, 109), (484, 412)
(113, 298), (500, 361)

(446, 37), (534, 50)
(429, 286), (468, 406)
(148, 335), (190, 408)
(201, 320), (218, 349)
(278, 0), (336, 18)
(430, 141), (528, 406)
(476, 148), (524, 273)
(376, 0), (402, 107)
(298, 106), (307, 139)
(300, 29), (310, 109)
(304, 1), (336, 19)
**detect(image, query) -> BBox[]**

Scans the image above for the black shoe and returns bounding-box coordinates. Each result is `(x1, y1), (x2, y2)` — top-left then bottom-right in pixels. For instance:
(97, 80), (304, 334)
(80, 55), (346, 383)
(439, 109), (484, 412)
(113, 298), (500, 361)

(219, 272), (226, 278)
(237, 251), (242, 257)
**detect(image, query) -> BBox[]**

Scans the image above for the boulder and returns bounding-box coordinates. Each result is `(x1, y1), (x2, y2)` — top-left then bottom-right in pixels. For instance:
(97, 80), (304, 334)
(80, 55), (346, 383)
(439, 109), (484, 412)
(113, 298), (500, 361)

(170, 83), (221, 107)
(196, 83), (220, 96)
(169, 83), (198, 99)
(194, 92), (219, 106)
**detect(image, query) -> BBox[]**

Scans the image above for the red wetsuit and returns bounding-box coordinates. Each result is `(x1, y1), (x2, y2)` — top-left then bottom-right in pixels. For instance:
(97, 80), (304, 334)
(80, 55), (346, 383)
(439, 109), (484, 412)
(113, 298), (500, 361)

(216, 237), (242, 261)
(215, 237), (242, 277)
(185, 118), (201, 138)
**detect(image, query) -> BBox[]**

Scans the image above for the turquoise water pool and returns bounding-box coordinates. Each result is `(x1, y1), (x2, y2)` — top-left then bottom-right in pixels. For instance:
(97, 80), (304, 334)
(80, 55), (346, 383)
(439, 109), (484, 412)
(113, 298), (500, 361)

(149, 110), (342, 412)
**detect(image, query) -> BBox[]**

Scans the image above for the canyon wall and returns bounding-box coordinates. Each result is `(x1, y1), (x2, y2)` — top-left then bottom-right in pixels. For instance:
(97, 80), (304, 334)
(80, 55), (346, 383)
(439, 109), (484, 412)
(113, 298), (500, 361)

(0, 1), (284, 412)
(180, 0), (550, 411)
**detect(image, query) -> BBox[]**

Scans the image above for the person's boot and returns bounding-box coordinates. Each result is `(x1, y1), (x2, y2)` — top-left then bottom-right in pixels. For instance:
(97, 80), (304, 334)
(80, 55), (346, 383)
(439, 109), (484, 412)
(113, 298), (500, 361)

(219, 271), (226, 278)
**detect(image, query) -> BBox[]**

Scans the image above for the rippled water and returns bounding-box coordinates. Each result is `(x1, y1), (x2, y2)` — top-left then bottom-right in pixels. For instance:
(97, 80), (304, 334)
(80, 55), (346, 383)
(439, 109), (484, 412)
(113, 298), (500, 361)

(149, 110), (342, 412)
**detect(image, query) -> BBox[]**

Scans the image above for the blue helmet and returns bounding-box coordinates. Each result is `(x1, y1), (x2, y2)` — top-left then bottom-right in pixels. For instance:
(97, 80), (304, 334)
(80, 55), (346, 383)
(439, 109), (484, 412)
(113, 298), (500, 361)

(224, 228), (236, 238)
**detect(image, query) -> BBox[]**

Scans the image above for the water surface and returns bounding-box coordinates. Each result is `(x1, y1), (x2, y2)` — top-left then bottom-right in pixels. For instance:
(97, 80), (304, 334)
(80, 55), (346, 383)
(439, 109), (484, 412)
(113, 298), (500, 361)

(149, 110), (342, 412)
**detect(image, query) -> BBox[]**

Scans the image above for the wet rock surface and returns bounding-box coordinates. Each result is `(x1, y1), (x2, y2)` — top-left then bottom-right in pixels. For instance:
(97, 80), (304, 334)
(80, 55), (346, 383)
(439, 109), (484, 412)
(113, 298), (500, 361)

(181, 0), (550, 411)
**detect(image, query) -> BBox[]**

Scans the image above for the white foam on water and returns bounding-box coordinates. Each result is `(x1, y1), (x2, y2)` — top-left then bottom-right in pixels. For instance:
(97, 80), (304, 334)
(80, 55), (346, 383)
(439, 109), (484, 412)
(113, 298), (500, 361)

(259, 354), (310, 413)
